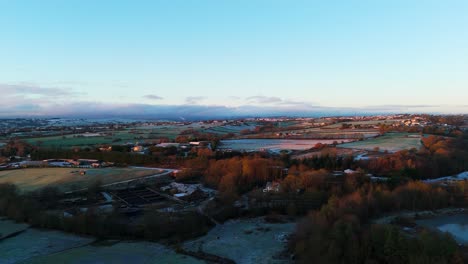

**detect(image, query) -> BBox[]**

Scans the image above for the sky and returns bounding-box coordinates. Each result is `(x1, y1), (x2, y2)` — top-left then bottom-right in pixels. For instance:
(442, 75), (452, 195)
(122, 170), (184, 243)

(0, 0), (467, 118)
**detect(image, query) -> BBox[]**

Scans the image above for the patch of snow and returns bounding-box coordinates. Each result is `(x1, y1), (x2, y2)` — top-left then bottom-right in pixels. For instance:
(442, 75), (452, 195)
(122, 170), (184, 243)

(424, 171), (468, 183)
(162, 182), (217, 197)
(354, 153), (370, 160)
(101, 192), (113, 202)
(183, 217), (295, 264)
(370, 176), (389, 182)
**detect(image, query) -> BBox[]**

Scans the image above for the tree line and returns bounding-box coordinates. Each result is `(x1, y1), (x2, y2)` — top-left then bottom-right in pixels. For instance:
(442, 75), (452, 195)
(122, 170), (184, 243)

(290, 178), (468, 263)
(0, 183), (212, 242)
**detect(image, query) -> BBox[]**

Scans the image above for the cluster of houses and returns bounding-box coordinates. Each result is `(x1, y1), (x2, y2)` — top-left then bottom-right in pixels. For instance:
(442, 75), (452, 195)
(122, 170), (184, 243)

(0, 154), (116, 170)
(399, 117), (431, 127)
(128, 141), (212, 155)
(97, 141), (213, 156)
(42, 159), (114, 168)
(0, 155), (33, 169)
(160, 182), (213, 201)
(262, 169), (366, 193)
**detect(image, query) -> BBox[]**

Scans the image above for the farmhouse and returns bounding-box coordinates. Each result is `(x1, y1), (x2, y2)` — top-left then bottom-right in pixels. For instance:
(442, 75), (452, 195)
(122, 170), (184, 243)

(99, 146), (112, 152)
(190, 141), (211, 147)
(44, 159), (79, 167)
(77, 159), (99, 166)
(161, 182), (213, 201)
(344, 169), (357, 174)
(263, 182), (281, 193)
(18, 160), (45, 167)
(156, 143), (180, 148)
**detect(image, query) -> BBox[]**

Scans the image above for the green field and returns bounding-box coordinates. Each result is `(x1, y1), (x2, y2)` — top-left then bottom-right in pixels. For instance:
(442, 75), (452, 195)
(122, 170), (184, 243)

(25, 131), (141, 148)
(0, 225), (94, 264)
(337, 133), (422, 152)
(0, 167), (164, 192)
(24, 123), (222, 149)
(202, 122), (259, 135)
(323, 119), (405, 128)
(134, 122), (219, 138)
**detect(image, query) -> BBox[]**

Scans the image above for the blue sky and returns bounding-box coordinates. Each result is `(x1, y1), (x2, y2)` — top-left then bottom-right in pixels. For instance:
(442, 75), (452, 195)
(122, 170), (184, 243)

(0, 0), (467, 117)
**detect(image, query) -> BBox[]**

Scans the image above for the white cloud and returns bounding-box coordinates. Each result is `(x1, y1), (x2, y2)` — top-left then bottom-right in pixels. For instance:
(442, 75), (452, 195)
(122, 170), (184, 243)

(185, 96), (206, 104)
(0, 83), (74, 97)
(144, 94), (164, 100)
(246, 96), (282, 104)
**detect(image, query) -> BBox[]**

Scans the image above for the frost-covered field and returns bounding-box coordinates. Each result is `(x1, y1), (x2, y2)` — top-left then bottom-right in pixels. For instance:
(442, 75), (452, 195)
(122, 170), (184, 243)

(0, 228), (94, 264)
(1, 218), (295, 263)
(424, 171), (468, 183)
(337, 133), (421, 152)
(323, 119), (405, 128)
(0, 219), (29, 240)
(183, 218), (295, 264)
(0, 220), (201, 264)
(23, 242), (202, 264)
(0, 167), (165, 192)
(416, 213), (468, 245)
(219, 139), (352, 152)
(202, 122), (259, 135)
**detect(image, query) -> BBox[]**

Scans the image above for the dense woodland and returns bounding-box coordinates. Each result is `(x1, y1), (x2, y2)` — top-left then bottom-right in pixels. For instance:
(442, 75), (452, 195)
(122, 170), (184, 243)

(290, 177), (468, 263)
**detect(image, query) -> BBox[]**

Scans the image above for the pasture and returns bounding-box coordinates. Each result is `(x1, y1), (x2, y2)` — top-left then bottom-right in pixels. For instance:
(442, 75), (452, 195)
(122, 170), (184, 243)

(240, 123), (380, 140)
(24, 241), (202, 264)
(337, 133), (422, 153)
(0, 167), (165, 192)
(183, 217), (295, 264)
(219, 139), (352, 152)
(202, 122), (258, 135)
(0, 222), (200, 264)
(134, 122), (220, 139)
(0, 219), (29, 240)
(24, 123), (222, 149)
(0, 227), (94, 264)
(25, 131), (140, 148)
(323, 119), (405, 128)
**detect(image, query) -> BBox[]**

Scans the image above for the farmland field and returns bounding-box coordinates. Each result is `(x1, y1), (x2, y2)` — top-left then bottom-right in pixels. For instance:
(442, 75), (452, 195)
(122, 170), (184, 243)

(240, 126), (380, 140)
(23, 241), (202, 264)
(0, 221), (201, 264)
(25, 131), (141, 148)
(0, 227), (94, 264)
(24, 123), (223, 148)
(416, 213), (468, 245)
(0, 219), (29, 240)
(0, 167), (165, 192)
(1, 217), (294, 264)
(218, 139), (353, 152)
(337, 133), (422, 152)
(323, 119), (406, 128)
(201, 122), (259, 135)
(134, 122), (220, 139)
(183, 217), (295, 264)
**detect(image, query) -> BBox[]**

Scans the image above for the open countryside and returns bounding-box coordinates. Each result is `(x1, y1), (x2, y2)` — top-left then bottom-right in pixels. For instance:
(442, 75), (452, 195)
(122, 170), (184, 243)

(0, 167), (166, 192)
(337, 132), (423, 153)
(219, 138), (353, 152)
(1, 1), (468, 262)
